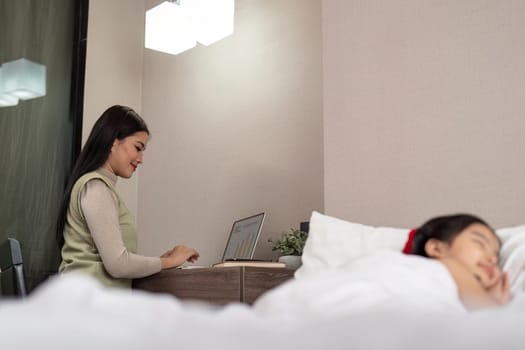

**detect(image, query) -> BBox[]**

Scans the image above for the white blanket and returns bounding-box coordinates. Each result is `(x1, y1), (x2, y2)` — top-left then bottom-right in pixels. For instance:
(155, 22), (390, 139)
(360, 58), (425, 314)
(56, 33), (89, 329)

(254, 251), (466, 320)
(1, 252), (524, 350)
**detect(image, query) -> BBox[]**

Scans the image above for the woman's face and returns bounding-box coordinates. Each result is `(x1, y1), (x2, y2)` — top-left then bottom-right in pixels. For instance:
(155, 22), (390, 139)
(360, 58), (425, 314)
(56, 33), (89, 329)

(104, 131), (149, 178)
(433, 223), (501, 288)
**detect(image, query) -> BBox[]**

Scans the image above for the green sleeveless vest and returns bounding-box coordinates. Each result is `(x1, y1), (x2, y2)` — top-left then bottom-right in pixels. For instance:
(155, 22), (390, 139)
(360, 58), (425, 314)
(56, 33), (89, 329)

(59, 170), (137, 288)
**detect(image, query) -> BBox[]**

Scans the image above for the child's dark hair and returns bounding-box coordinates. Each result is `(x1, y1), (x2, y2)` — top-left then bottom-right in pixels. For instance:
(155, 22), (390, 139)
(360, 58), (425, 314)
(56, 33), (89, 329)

(411, 214), (496, 257)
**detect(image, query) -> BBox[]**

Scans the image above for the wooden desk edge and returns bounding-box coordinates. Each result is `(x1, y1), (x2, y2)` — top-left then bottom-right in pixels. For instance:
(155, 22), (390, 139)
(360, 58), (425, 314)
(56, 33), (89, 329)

(132, 266), (295, 305)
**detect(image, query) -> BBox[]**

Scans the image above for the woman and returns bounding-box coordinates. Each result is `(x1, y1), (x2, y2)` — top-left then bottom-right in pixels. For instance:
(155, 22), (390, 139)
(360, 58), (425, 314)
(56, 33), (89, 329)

(57, 105), (199, 288)
(409, 214), (510, 309)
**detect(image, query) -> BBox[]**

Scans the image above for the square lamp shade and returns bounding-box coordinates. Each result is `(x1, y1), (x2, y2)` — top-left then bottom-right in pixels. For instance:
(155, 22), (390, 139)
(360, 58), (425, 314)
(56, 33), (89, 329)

(0, 93), (19, 107)
(183, 0), (234, 46)
(0, 67), (18, 107)
(145, 1), (196, 55)
(0, 58), (46, 101)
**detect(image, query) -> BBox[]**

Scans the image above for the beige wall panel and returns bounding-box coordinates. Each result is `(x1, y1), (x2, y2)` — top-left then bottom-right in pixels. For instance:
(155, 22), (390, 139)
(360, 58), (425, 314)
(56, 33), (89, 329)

(324, 0), (525, 228)
(83, 0), (145, 217)
(138, 0), (324, 263)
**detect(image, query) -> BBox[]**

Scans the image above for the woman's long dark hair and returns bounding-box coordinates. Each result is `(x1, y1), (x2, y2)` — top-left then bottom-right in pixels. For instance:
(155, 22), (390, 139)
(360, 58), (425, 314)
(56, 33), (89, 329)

(56, 105), (149, 248)
(411, 214), (494, 257)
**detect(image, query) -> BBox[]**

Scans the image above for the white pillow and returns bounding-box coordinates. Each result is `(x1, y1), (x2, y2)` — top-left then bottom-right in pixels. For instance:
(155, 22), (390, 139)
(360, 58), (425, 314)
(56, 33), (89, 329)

(295, 211), (409, 279)
(498, 225), (525, 294)
(296, 211), (525, 294)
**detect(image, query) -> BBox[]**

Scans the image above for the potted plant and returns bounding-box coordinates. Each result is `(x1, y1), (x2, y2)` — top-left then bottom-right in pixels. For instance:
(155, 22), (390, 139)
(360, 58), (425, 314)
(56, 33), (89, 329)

(268, 229), (308, 269)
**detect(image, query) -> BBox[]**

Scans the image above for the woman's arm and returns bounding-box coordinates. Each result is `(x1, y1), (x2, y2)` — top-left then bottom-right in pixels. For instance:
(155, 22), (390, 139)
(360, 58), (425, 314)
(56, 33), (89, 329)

(81, 180), (162, 278)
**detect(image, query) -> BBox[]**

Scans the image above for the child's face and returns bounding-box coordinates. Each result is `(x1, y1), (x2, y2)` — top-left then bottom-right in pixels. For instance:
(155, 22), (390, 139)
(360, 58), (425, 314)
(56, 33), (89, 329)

(440, 223), (501, 288)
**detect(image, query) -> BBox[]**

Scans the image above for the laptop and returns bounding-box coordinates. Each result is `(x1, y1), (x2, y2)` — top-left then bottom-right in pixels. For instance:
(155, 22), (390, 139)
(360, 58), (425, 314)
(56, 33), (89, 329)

(221, 212), (265, 261)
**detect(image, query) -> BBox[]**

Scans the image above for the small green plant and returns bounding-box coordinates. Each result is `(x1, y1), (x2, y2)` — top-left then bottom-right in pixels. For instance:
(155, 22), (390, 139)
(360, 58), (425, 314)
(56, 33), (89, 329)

(268, 229), (308, 256)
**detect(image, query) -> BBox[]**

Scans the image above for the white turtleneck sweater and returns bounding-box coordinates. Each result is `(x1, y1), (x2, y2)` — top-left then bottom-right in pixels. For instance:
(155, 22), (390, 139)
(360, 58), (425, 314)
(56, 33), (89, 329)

(79, 168), (161, 279)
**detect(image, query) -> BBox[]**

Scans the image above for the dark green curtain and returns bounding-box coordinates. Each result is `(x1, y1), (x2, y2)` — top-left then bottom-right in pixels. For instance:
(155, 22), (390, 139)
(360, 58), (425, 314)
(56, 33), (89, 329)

(0, 0), (85, 292)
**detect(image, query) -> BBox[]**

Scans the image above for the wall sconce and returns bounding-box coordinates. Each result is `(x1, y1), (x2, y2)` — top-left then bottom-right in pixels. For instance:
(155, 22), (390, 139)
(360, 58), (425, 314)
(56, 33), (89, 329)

(145, 0), (235, 56)
(0, 58), (46, 108)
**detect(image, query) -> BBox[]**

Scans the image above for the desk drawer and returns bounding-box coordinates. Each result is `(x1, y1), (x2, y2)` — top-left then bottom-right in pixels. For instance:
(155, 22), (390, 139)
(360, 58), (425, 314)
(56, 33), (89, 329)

(133, 266), (294, 305)
(134, 267), (242, 305)
(242, 267), (294, 304)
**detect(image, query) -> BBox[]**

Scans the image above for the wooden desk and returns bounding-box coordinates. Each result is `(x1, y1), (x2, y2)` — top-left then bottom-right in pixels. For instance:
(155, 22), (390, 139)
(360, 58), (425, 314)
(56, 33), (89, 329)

(133, 266), (294, 305)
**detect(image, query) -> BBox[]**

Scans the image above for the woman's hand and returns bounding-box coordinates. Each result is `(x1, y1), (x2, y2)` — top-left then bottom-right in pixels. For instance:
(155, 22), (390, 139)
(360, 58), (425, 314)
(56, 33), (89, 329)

(160, 245), (200, 269)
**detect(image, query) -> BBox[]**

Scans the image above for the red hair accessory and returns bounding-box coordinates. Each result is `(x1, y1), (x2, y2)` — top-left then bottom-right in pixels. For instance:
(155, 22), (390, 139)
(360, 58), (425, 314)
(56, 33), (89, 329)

(402, 229), (417, 254)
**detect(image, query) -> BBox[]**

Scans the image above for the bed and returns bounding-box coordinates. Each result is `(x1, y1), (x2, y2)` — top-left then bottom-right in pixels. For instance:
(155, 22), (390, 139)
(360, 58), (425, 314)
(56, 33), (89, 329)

(1, 211), (524, 349)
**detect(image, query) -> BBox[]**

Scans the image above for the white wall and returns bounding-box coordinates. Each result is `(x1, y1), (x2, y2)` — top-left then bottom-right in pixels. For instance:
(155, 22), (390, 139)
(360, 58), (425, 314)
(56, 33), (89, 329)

(84, 0), (525, 251)
(83, 0), (144, 216)
(84, 0), (324, 264)
(138, 0), (323, 264)
(323, 0), (525, 228)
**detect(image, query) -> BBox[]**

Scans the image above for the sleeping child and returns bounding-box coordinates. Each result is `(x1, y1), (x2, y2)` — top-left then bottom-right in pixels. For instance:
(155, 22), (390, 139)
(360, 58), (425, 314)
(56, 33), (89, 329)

(408, 214), (510, 310)
(254, 214), (511, 321)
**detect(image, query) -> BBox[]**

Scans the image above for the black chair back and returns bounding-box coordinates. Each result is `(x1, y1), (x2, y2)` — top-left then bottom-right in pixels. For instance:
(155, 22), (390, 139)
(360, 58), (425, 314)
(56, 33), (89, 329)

(0, 238), (27, 298)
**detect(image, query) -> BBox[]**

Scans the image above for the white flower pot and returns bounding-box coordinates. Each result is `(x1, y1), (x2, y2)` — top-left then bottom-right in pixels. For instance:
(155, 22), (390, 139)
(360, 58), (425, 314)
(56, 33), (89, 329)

(278, 255), (302, 270)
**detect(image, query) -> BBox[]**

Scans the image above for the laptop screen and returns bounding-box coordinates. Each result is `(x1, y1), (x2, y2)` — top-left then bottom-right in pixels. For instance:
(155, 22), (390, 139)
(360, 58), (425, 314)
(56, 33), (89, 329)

(221, 213), (265, 261)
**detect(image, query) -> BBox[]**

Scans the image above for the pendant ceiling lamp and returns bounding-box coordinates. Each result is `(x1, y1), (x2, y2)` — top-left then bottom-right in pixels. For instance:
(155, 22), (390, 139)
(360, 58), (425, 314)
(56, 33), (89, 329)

(0, 93), (19, 107)
(184, 0), (235, 46)
(145, 0), (235, 56)
(145, 1), (196, 56)
(0, 58), (46, 108)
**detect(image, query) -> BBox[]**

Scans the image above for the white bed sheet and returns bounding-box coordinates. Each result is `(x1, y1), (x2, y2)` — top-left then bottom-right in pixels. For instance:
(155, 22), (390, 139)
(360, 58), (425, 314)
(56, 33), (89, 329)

(1, 252), (524, 350)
